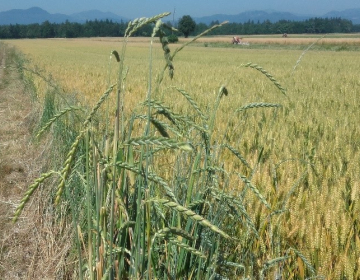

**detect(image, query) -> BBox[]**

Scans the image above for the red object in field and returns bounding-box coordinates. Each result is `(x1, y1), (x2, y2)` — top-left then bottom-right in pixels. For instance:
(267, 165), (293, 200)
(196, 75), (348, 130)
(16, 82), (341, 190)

(232, 36), (242, 44)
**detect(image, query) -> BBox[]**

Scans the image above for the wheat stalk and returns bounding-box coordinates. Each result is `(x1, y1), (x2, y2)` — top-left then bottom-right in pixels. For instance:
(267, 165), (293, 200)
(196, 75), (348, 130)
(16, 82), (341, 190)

(168, 237), (206, 259)
(292, 35), (326, 74)
(236, 172), (271, 210)
(13, 171), (58, 222)
(123, 136), (192, 151)
(212, 191), (259, 237)
(173, 87), (207, 120)
(148, 99), (207, 133)
(154, 198), (232, 240)
(224, 144), (252, 170)
(282, 170), (308, 209)
(83, 84), (115, 127)
(110, 162), (179, 203)
(135, 114), (183, 137)
(153, 20), (177, 79)
(144, 99), (177, 124)
(291, 247), (317, 275)
(36, 106), (84, 139)
(242, 63), (287, 95)
(187, 199), (206, 209)
(235, 102), (282, 113)
(54, 85), (115, 204)
(126, 13), (171, 37)
(148, 227), (205, 269)
(260, 255), (291, 278)
(55, 130), (86, 204)
(155, 227), (194, 241)
(171, 21), (229, 60)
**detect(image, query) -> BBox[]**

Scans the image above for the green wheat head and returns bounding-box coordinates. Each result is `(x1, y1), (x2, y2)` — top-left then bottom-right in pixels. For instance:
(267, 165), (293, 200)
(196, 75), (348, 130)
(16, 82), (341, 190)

(242, 63), (287, 95)
(125, 12), (171, 37)
(36, 106), (84, 139)
(154, 198), (233, 240)
(13, 171), (57, 222)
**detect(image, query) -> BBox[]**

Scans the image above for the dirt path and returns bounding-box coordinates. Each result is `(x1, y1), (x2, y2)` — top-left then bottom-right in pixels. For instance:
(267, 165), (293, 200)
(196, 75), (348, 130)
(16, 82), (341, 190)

(0, 46), (55, 279)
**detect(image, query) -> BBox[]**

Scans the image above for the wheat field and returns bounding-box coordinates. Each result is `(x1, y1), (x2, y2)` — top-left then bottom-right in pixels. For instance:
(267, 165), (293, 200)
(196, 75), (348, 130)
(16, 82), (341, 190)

(5, 31), (360, 278)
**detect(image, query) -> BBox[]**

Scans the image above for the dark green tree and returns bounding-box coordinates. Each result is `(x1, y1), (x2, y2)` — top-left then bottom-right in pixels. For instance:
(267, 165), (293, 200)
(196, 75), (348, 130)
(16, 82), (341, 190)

(41, 21), (55, 38)
(178, 15), (196, 38)
(26, 23), (41, 38)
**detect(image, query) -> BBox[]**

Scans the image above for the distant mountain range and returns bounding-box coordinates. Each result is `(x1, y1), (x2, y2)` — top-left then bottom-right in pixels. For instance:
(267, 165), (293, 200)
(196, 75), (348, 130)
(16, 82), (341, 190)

(324, 9), (360, 24)
(0, 7), (129, 25)
(0, 7), (360, 25)
(195, 9), (360, 25)
(194, 10), (311, 24)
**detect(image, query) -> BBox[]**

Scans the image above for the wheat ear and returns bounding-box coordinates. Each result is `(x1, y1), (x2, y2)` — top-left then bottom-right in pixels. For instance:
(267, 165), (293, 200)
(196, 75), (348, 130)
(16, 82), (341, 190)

(153, 20), (175, 79)
(243, 63), (287, 95)
(155, 199), (233, 240)
(55, 85), (115, 204)
(126, 13), (171, 37)
(13, 171), (57, 222)
(110, 162), (179, 203)
(168, 237), (206, 259)
(55, 130), (86, 204)
(171, 21), (228, 60)
(235, 102), (282, 113)
(290, 247), (316, 275)
(173, 87), (207, 120)
(123, 136), (192, 151)
(136, 114), (182, 137)
(292, 35), (326, 74)
(36, 106), (84, 139)
(236, 172), (271, 210)
(224, 144), (252, 170)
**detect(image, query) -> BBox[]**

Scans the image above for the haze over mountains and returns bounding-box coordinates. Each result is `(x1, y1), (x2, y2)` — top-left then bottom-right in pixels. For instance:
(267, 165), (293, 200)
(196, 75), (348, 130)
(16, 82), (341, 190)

(0, 7), (359, 25)
(0, 7), (129, 25)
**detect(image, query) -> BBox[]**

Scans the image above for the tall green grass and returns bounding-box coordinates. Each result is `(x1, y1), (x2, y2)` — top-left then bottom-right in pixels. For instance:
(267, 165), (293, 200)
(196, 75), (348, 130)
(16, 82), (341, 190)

(12, 14), (320, 279)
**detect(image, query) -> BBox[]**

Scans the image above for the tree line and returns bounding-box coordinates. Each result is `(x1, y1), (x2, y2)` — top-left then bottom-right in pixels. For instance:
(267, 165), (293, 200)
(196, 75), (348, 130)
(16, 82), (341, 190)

(0, 16), (359, 39)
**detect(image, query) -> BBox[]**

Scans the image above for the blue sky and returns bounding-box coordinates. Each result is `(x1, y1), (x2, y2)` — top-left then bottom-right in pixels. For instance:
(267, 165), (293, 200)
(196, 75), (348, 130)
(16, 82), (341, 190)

(0, 0), (359, 19)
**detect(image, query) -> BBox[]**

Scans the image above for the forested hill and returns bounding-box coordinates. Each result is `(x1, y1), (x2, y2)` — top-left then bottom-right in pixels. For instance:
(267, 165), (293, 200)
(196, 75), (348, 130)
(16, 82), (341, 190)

(0, 17), (359, 39)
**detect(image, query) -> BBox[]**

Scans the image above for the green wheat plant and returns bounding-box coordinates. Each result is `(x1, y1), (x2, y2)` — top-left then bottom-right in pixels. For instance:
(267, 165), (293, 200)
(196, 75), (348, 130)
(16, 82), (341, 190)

(12, 13), (323, 279)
